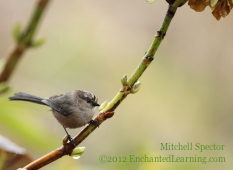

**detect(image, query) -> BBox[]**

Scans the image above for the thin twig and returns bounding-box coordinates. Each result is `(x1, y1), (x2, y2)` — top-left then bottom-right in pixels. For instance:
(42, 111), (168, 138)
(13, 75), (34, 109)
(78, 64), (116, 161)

(0, 0), (51, 83)
(23, 111), (114, 170)
(22, 0), (187, 169)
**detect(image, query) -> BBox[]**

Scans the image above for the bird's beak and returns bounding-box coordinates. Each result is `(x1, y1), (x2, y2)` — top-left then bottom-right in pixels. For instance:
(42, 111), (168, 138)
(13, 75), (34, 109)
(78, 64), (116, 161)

(93, 103), (100, 107)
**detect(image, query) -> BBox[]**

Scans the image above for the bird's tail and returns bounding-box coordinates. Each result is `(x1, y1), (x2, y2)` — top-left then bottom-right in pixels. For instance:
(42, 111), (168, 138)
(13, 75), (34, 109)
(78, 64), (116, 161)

(9, 92), (47, 105)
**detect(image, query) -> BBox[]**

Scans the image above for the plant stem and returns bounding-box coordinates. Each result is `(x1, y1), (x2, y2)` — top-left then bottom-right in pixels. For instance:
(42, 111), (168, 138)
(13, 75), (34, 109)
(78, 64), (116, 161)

(102, 3), (182, 112)
(0, 0), (50, 83)
(22, 0), (187, 169)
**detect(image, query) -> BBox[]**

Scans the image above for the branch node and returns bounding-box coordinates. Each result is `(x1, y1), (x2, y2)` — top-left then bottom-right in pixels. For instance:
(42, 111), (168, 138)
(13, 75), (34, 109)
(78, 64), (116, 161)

(104, 111), (115, 119)
(95, 111), (115, 124)
(156, 31), (166, 39)
(167, 7), (176, 18)
(145, 56), (154, 61)
(143, 56), (154, 66)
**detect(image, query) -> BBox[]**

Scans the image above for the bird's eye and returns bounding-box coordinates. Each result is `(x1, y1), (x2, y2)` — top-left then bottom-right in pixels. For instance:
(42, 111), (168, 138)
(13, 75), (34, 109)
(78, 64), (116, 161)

(87, 100), (92, 103)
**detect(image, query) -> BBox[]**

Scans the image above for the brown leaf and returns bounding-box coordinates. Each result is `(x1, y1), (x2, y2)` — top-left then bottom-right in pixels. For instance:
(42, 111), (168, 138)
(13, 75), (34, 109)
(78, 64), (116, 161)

(0, 136), (32, 170)
(188, 0), (233, 20)
(188, 0), (209, 12)
(211, 0), (233, 20)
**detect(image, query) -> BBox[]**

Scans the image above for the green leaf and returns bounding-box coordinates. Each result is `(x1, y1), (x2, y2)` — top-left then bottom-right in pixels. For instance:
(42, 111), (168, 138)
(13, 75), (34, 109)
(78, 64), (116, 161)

(30, 38), (45, 48)
(121, 75), (128, 86)
(131, 81), (141, 94)
(12, 23), (22, 43)
(145, 0), (156, 4)
(70, 147), (86, 159)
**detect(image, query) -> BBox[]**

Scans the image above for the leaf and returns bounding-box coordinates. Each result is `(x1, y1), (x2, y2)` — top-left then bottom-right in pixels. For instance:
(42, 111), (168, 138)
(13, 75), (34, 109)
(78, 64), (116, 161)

(0, 135), (32, 170)
(121, 75), (128, 86)
(145, 0), (156, 4)
(12, 23), (22, 43)
(31, 38), (45, 48)
(70, 147), (86, 159)
(131, 81), (141, 94)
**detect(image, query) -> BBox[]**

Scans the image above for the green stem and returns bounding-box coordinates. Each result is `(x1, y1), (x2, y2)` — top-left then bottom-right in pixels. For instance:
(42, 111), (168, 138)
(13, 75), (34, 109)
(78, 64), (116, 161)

(22, 0), (187, 169)
(0, 0), (50, 83)
(101, 3), (181, 113)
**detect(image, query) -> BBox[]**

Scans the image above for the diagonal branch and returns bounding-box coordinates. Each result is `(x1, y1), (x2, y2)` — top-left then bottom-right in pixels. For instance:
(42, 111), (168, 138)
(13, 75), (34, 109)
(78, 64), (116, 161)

(22, 1), (187, 169)
(0, 0), (51, 83)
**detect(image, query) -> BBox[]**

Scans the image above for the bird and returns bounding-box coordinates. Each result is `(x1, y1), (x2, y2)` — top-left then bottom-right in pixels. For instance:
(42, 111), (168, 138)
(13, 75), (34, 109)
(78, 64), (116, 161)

(9, 90), (100, 145)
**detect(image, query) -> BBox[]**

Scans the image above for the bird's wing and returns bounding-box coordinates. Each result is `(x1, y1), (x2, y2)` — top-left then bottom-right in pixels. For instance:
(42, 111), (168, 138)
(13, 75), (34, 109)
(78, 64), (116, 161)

(42, 99), (61, 113)
(43, 94), (73, 116)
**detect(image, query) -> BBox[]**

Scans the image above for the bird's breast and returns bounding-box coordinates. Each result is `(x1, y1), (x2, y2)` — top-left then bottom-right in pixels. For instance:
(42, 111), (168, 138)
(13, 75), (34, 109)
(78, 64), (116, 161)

(52, 109), (95, 129)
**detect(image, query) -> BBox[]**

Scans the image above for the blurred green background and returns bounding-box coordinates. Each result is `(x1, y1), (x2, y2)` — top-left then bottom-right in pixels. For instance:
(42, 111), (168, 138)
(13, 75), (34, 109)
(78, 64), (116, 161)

(0, 0), (232, 169)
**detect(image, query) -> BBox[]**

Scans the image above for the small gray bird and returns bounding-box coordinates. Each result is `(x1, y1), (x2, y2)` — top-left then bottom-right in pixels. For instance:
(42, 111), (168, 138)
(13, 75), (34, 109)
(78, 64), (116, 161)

(9, 90), (100, 145)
